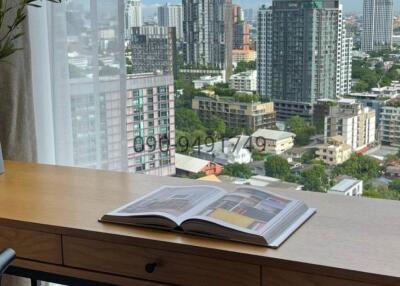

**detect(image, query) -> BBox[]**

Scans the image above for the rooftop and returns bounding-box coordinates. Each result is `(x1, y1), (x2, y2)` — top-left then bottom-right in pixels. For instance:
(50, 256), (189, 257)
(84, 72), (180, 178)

(331, 179), (361, 193)
(175, 154), (212, 173)
(252, 129), (296, 141)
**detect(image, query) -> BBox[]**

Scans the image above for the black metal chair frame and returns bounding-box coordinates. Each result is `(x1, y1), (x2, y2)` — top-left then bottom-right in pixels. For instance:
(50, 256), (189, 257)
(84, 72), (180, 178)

(0, 249), (16, 286)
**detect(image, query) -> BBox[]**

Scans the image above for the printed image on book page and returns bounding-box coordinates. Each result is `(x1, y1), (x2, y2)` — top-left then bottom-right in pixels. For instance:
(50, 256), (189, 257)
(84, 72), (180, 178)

(193, 187), (292, 234)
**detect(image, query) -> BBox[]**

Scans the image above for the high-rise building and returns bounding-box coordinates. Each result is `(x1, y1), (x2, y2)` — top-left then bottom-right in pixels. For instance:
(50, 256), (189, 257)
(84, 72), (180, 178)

(125, 0), (143, 34)
(233, 4), (244, 23)
(257, 5), (273, 102)
(233, 21), (250, 50)
(129, 26), (177, 77)
(257, 0), (341, 120)
(183, 0), (233, 77)
(362, 0), (394, 52)
(336, 5), (353, 96)
(157, 4), (184, 41)
(126, 73), (176, 176)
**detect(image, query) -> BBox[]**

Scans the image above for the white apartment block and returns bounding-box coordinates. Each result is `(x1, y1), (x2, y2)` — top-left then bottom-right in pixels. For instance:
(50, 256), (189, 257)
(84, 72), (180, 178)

(362, 0), (394, 51)
(329, 179), (363, 197)
(380, 100), (400, 146)
(229, 70), (257, 92)
(324, 99), (376, 151)
(125, 0), (143, 35)
(158, 4), (184, 40)
(193, 75), (224, 89)
(336, 6), (353, 96)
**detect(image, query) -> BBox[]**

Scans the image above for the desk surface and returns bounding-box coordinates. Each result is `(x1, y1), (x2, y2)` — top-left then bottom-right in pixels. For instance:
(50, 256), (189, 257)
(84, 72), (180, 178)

(0, 161), (399, 284)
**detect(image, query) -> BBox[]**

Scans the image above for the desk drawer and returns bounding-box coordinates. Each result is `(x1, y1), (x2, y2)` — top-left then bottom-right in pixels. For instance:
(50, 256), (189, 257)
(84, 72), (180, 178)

(0, 225), (62, 264)
(63, 236), (260, 286)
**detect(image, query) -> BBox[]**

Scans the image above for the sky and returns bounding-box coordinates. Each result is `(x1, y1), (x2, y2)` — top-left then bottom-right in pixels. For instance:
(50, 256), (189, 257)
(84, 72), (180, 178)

(142, 0), (366, 12)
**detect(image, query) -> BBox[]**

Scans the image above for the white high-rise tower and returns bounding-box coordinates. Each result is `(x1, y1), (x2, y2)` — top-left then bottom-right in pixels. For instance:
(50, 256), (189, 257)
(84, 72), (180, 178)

(125, 0), (143, 35)
(158, 4), (184, 41)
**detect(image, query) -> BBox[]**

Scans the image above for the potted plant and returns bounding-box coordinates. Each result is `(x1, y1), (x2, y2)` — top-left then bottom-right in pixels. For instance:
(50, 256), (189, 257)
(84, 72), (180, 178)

(0, 0), (61, 174)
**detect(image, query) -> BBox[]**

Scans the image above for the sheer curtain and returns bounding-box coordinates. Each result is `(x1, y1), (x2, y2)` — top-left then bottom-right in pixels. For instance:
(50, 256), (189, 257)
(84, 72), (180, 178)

(30, 0), (128, 171)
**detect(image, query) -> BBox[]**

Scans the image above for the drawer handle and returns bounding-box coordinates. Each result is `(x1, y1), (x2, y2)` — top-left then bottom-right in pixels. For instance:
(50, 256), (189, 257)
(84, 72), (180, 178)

(145, 262), (157, 274)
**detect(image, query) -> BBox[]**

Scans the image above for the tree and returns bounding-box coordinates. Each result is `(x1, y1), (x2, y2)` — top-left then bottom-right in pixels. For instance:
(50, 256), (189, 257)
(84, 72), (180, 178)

(206, 116), (226, 139)
(301, 149), (317, 164)
(222, 164), (253, 179)
(333, 154), (381, 181)
(252, 150), (265, 162)
(175, 109), (205, 133)
(352, 80), (369, 92)
(264, 156), (291, 180)
(301, 165), (329, 193)
(234, 61), (256, 74)
(286, 116), (315, 146)
(389, 179), (400, 192)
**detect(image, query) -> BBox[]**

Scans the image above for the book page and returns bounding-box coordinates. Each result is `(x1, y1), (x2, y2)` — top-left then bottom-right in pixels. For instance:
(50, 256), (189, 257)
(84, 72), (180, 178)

(108, 185), (226, 224)
(189, 187), (293, 235)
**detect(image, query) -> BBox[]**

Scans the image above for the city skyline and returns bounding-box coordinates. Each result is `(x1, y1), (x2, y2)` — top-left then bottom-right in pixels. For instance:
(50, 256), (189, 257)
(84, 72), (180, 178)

(141, 0), (368, 12)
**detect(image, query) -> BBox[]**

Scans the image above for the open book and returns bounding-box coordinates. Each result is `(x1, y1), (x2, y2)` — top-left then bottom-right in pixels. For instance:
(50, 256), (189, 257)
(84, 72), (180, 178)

(100, 186), (316, 248)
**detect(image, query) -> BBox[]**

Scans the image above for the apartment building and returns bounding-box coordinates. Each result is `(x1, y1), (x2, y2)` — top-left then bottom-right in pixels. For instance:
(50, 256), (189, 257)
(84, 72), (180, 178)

(336, 6), (353, 96)
(232, 48), (257, 65)
(322, 99), (376, 151)
(125, 0), (143, 37)
(192, 96), (276, 130)
(229, 70), (257, 92)
(362, 0), (394, 51)
(157, 4), (184, 40)
(380, 99), (400, 146)
(126, 73), (176, 176)
(251, 129), (296, 155)
(129, 26), (177, 77)
(316, 136), (352, 166)
(183, 0), (233, 77)
(257, 0), (342, 119)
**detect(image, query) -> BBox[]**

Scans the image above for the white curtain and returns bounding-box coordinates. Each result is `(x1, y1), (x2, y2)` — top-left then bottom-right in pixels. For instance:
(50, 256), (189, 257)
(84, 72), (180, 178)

(29, 0), (128, 171)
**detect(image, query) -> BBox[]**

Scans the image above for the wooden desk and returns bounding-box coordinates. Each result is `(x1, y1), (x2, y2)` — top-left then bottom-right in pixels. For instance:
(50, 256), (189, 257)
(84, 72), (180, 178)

(0, 161), (399, 286)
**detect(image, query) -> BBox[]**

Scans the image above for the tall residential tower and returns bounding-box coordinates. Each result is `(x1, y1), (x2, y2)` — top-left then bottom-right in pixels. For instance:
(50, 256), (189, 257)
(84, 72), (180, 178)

(362, 0), (394, 51)
(125, 0), (143, 36)
(183, 0), (233, 77)
(157, 4), (184, 41)
(257, 0), (344, 120)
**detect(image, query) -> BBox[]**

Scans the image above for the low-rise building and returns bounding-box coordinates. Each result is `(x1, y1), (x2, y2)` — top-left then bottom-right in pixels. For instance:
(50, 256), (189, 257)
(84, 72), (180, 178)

(192, 96), (276, 130)
(328, 178), (363, 197)
(229, 70), (257, 92)
(194, 136), (252, 165)
(315, 99), (376, 151)
(385, 161), (400, 178)
(380, 99), (400, 146)
(175, 154), (223, 176)
(316, 136), (352, 166)
(219, 175), (303, 192)
(192, 75), (224, 89)
(251, 129), (295, 155)
(232, 48), (256, 65)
